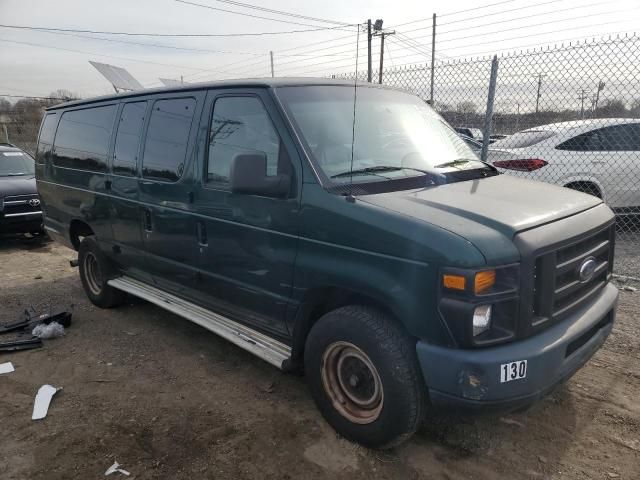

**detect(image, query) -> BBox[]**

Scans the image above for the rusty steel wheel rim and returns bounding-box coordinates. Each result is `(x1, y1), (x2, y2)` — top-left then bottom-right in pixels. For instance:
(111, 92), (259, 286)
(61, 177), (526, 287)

(83, 251), (103, 296)
(321, 341), (384, 424)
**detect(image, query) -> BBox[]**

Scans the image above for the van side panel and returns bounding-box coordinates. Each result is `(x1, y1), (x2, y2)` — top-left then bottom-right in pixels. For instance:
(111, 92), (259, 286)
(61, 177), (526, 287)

(290, 183), (488, 345)
(38, 103), (119, 246)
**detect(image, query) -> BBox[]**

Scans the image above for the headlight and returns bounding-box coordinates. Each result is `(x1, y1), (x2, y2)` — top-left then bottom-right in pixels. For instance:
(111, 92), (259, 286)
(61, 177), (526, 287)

(439, 264), (519, 347)
(472, 305), (492, 336)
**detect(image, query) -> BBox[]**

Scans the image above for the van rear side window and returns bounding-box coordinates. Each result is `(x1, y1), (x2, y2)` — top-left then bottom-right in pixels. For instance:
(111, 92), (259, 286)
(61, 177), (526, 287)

(53, 105), (117, 172)
(113, 102), (146, 176)
(142, 98), (196, 182)
(36, 113), (58, 164)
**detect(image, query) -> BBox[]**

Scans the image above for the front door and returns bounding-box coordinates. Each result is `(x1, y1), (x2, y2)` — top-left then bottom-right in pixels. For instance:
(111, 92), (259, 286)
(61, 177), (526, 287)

(192, 90), (301, 337)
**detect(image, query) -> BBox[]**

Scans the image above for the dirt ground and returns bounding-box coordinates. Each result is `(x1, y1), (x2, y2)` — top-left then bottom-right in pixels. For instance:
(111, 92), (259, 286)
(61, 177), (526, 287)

(1, 237), (639, 480)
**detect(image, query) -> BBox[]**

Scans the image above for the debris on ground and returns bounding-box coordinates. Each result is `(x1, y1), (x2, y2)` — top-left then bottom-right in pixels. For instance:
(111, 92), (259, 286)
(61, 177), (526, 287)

(0, 307), (72, 334)
(32, 384), (62, 421)
(0, 336), (42, 352)
(32, 321), (65, 339)
(105, 461), (130, 476)
(622, 285), (637, 292)
(0, 362), (15, 374)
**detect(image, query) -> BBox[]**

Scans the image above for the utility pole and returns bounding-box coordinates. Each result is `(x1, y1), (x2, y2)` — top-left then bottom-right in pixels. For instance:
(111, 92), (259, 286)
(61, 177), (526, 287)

(515, 102), (520, 132)
(593, 80), (605, 115)
(270, 51), (274, 78)
(374, 28), (395, 84)
(578, 89), (589, 119)
(429, 13), (436, 105)
(534, 73), (546, 114)
(480, 56), (499, 162)
(367, 19), (372, 82)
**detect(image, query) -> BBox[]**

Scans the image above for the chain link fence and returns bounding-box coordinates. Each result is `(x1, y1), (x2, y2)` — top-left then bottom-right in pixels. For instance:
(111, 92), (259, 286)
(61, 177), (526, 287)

(334, 34), (640, 277)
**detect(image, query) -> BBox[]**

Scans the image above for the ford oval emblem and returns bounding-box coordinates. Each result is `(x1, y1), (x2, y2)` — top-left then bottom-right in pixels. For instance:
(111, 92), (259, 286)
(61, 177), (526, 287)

(578, 257), (598, 283)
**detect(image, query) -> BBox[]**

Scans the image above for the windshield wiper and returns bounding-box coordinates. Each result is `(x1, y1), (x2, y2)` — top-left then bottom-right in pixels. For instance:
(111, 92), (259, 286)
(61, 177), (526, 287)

(433, 158), (477, 168)
(3, 172), (27, 176)
(331, 165), (445, 181)
(331, 166), (402, 179)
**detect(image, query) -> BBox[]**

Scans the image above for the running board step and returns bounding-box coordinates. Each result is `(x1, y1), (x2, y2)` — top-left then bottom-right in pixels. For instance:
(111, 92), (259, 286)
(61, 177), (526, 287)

(107, 276), (291, 369)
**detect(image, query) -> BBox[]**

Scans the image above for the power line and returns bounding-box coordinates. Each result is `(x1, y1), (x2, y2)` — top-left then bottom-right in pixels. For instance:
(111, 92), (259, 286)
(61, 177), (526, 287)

(0, 26), (353, 59)
(391, 0), (519, 28)
(437, 14), (639, 52)
(0, 22), (354, 38)
(182, 31), (359, 81)
(0, 38), (214, 73)
(203, 0), (351, 26)
(393, 4), (635, 51)
(174, 0), (355, 31)
(1, 94), (63, 100)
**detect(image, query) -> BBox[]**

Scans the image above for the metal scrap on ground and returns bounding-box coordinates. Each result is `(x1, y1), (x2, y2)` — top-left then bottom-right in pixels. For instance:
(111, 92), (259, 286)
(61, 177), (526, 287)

(32, 384), (62, 421)
(0, 362), (15, 374)
(105, 461), (131, 476)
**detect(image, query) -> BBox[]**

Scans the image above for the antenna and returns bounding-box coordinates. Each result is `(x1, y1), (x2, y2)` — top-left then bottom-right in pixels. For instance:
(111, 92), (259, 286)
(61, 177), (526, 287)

(348, 23), (362, 200)
(159, 78), (189, 87)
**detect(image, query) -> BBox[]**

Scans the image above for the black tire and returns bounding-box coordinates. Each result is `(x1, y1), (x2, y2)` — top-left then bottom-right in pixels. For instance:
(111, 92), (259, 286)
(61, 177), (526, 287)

(305, 305), (426, 449)
(78, 236), (125, 308)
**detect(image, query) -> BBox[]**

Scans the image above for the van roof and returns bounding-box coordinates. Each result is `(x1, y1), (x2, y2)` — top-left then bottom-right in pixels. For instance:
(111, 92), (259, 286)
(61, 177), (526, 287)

(46, 77), (389, 111)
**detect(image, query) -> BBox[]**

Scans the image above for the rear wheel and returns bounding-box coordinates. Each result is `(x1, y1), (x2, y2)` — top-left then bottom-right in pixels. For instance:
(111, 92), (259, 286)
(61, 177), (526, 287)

(305, 306), (426, 449)
(78, 236), (125, 308)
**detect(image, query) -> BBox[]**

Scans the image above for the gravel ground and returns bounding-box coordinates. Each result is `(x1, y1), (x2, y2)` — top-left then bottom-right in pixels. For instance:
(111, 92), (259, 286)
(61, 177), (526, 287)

(1, 237), (639, 480)
(614, 234), (640, 280)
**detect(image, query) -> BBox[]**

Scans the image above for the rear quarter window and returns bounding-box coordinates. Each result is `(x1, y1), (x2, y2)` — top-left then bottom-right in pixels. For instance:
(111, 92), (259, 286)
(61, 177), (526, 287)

(53, 105), (117, 172)
(36, 113), (59, 164)
(493, 130), (555, 148)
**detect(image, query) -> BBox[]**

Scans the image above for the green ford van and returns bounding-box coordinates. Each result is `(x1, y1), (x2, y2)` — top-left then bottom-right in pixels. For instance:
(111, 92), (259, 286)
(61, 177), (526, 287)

(36, 79), (618, 448)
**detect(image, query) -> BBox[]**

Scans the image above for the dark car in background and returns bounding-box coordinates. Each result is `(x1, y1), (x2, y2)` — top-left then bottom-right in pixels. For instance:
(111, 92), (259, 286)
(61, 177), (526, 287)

(0, 144), (44, 236)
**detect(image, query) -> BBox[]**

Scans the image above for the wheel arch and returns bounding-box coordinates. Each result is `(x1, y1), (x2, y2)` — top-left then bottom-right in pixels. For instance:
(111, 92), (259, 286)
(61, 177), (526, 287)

(560, 175), (606, 200)
(69, 219), (94, 251)
(286, 286), (402, 372)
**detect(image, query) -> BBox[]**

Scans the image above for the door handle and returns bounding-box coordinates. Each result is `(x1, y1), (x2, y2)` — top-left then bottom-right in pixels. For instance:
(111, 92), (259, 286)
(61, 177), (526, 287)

(196, 220), (208, 246)
(143, 209), (152, 232)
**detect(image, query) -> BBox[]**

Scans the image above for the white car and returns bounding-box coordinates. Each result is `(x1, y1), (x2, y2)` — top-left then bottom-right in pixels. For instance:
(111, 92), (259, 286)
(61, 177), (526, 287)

(488, 119), (640, 215)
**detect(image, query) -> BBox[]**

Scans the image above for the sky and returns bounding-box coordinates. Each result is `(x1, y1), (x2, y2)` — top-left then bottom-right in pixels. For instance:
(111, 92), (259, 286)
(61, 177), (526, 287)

(1, 0), (639, 99)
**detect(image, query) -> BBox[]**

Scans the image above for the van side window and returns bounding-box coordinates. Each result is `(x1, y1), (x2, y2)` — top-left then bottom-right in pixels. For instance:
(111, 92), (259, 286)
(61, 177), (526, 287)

(36, 113), (58, 164)
(207, 96), (280, 185)
(142, 98), (196, 182)
(113, 102), (146, 176)
(53, 105), (116, 172)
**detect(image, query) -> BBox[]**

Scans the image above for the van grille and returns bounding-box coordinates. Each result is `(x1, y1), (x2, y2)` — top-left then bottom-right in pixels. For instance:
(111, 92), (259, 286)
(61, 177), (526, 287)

(532, 225), (614, 327)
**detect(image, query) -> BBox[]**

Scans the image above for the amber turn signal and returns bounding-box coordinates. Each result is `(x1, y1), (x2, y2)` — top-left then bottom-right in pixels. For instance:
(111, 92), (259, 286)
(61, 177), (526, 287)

(474, 270), (496, 294)
(443, 274), (466, 291)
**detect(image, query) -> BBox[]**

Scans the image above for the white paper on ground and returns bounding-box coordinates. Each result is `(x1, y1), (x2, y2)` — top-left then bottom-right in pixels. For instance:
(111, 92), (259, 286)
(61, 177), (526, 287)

(105, 461), (130, 476)
(0, 362), (14, 374)
(32, 384), (62, 420)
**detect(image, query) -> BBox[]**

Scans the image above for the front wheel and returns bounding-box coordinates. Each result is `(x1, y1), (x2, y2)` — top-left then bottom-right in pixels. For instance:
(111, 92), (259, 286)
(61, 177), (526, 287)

(305, 306), (426, 449)
(78, 236), (125, 308)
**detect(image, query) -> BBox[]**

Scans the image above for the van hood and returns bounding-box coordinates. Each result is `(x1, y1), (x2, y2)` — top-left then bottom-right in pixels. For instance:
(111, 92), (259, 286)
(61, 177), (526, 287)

(0, 175), (37, 198)
(359, 174), (602, 263)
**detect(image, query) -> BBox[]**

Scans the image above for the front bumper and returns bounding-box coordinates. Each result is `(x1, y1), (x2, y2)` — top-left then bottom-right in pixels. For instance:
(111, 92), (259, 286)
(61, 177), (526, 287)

(417, 282), (618, 412)
(0, 212), (43, 234)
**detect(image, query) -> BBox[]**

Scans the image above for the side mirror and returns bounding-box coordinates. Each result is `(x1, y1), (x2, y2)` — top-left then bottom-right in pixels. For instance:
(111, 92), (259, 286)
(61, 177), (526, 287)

(230, 153), (290, 198)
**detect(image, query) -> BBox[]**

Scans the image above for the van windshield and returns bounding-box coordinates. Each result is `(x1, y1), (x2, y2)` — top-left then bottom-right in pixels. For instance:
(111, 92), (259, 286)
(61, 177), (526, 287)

(276, 85), (491, 185)
(0, 151), (35, 176)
